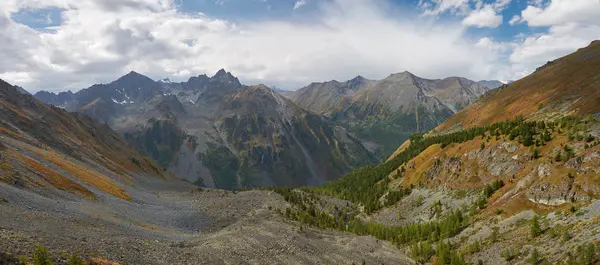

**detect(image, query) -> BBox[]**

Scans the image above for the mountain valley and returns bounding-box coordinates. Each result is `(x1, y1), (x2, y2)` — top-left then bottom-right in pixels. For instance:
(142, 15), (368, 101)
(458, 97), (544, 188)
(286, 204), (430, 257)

(0, 40), (599, 265)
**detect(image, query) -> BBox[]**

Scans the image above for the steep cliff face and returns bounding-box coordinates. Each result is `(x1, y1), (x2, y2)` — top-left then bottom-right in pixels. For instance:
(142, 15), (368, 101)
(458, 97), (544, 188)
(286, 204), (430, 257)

(35, 71), (376, 189)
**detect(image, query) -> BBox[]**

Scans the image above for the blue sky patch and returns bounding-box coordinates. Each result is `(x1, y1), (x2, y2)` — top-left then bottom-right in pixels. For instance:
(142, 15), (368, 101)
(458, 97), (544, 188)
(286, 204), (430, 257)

(11, 6), (63, 30)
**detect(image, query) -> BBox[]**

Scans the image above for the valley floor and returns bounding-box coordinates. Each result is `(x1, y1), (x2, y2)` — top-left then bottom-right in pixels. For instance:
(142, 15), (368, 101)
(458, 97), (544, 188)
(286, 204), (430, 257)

(0, 180), (412, 265)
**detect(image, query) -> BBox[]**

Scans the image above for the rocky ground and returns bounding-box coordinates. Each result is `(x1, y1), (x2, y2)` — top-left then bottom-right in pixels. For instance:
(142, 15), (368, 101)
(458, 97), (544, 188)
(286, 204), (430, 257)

(0, 179), (412, 265)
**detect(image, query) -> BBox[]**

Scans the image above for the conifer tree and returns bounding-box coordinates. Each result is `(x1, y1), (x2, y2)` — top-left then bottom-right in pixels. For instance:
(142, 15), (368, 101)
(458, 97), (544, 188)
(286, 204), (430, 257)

(531, 215), (542, 238)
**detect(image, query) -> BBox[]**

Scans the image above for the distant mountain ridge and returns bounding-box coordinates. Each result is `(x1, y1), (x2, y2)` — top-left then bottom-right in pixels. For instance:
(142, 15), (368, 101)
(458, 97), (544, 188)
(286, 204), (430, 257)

(288, 71), (494, 156)
(35, 70), (376, 189)
(477, 80), (505, 89)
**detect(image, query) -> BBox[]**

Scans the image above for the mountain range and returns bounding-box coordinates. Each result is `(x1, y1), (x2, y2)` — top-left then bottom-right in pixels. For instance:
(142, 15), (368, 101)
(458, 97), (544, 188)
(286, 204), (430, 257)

(287, 72), (497, 156)
(35, 70), (377, 189)
(34, 68), (504, 189)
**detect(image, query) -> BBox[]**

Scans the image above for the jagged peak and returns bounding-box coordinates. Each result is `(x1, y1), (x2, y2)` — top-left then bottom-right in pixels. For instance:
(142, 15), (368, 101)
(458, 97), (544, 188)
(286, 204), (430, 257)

(187, 74), (209, 83)
(209, 68), (242, 87)
(385, 71), (417, 81)
(305, 79), (340, 88)
(350, 75), (365, 81)
(35, 90), (57, 96)
(388, 71), (415, 78)
(125, 70), (143, 77)
(159, 78), (173, 84)
(211, 68), (238, 80)
(115, 71), (154, 83)
(213, 68), (230, 78)
(346, 75), (372, 84)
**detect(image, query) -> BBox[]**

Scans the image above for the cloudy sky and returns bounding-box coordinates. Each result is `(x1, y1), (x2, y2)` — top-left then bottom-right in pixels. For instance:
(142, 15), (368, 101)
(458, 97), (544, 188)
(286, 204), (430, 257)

(1, 0), (599, 92)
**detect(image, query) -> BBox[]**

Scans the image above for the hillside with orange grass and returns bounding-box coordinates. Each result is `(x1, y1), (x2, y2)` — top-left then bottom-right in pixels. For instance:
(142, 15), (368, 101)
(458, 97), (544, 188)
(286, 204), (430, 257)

(433, 40), (600, 134)
(0, 78), (165, 200)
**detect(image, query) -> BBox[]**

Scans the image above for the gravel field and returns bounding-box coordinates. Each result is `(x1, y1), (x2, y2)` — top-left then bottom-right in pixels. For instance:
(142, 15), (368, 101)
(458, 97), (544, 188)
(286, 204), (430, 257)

(0, 180), (412, 265)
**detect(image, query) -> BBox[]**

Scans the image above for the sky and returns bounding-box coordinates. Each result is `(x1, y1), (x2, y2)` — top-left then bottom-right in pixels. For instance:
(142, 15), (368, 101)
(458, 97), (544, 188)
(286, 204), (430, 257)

(0, 0), (599, 92)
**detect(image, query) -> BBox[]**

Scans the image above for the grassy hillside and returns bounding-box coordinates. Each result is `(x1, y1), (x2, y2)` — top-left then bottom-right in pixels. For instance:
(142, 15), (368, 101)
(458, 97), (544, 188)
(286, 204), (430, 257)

(434, 40), (600, 133)
(0, 79), (165, 201)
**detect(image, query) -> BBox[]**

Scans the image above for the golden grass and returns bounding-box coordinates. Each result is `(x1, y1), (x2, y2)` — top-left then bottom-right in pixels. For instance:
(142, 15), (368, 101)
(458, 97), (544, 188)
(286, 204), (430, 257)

(12, 151), (96, 199)
(41, 151), (131, 200)
(7, 138), (131, 200)
(90, 258), (121, 265)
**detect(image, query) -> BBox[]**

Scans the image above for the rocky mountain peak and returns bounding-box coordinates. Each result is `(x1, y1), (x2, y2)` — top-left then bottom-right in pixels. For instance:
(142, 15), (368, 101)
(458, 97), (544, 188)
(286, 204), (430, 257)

(344, 75), (371, 90)
(208, 69), (242, 89)
(212, 69), (238, 82)
(183, 74), (210, 90)
(385, 71), (417, 82)
(116, 71), (155, 84)
(159, 78), (173, 84)
(251, 84), (272, 91)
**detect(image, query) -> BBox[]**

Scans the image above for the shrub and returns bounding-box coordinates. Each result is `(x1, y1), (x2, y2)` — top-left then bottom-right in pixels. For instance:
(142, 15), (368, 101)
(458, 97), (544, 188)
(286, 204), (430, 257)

(67, 255), (87, 265)
(532, 148), (540, 159)
(563, 231), (571, 242)
(503, 248), (515, 261)
(18, 256), (29, 265)
(529, 248), (540, 265)
(33, 245), (53, 265)
(489, 228), (499, 243)
(586, 134), (596, 142)
(555, 151), (563, 162)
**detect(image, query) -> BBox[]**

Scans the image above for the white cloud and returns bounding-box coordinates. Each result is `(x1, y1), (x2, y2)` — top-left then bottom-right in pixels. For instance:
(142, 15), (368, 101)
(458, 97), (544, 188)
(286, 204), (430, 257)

(421, 0), (470, 16)
(506, 0), (600, 79)
(520, 0), (600, 27)
(421, 0), (512, 16)
(510, 24), (600, 66)
(1, 0), (597, 92)
(0, 0), (524, 92)
(462, 5), (502, 28)
(508, 15), (521, 25)
(293, 0), (308, 10)
(475, 37), (512, 52)
(493, 0), (512, 10)
(527, 0), (545, 8)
